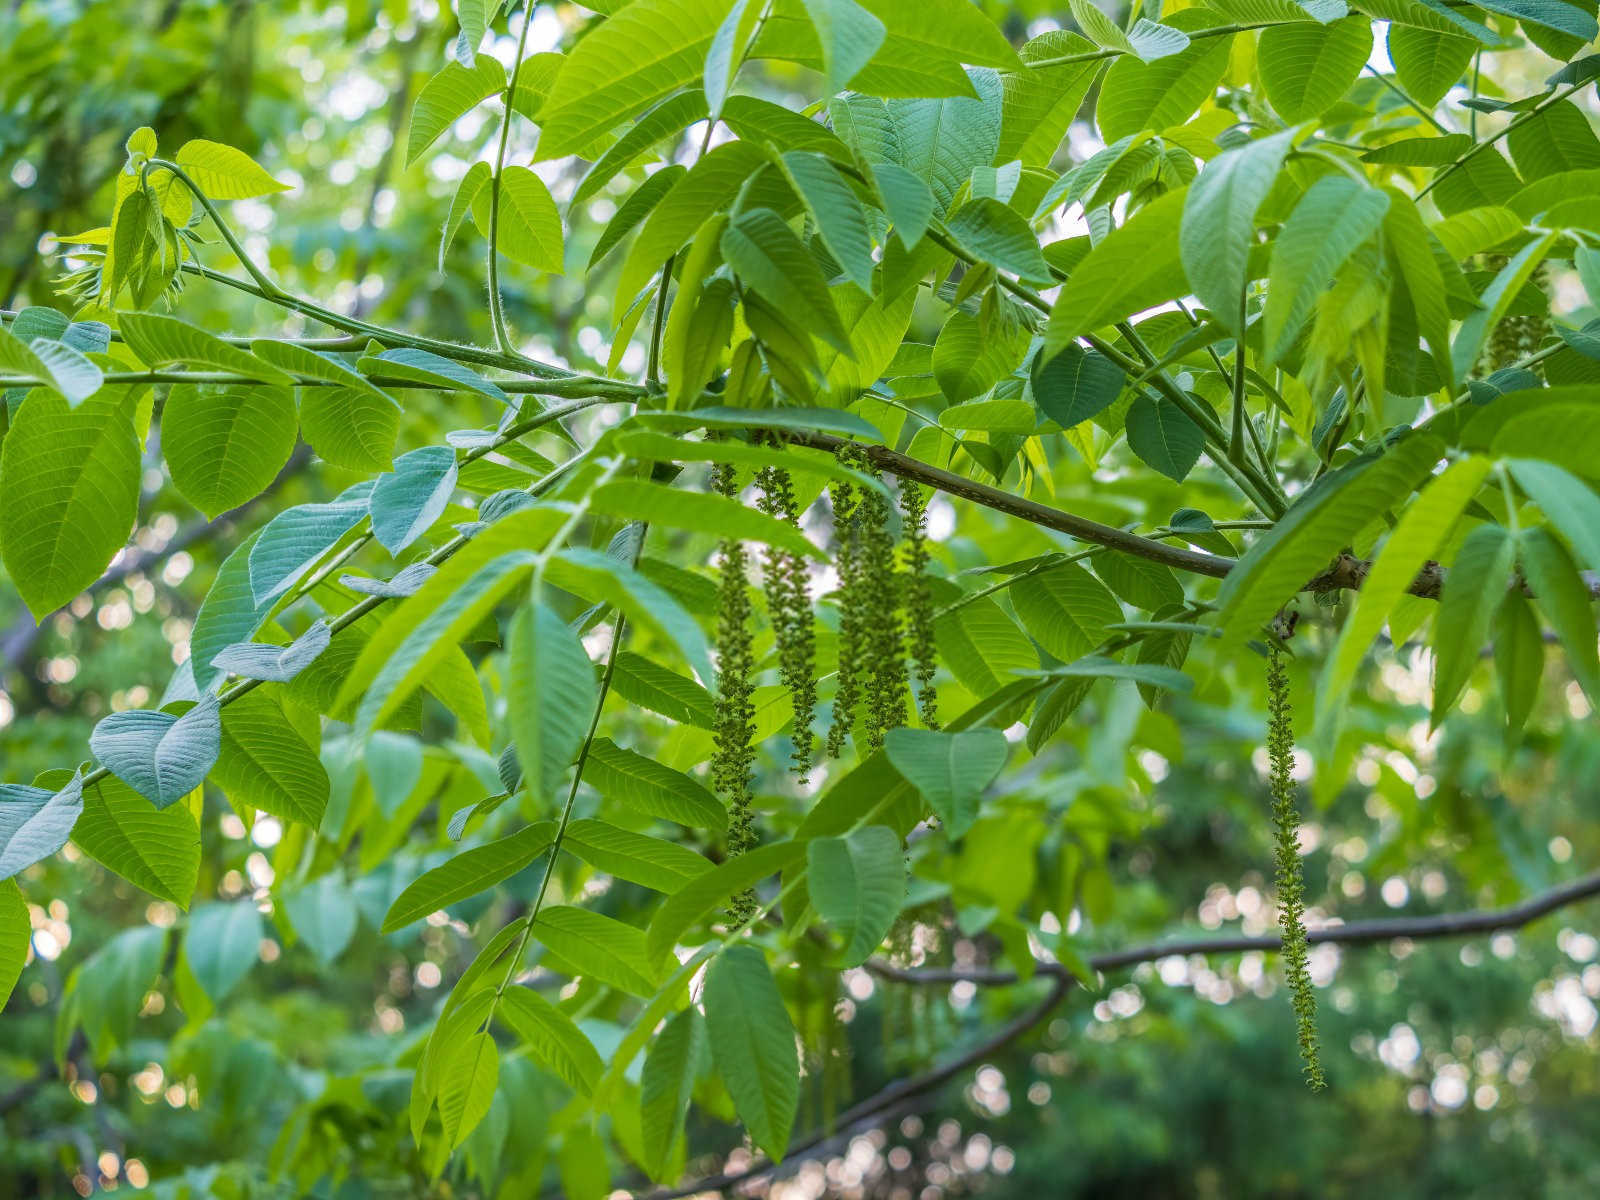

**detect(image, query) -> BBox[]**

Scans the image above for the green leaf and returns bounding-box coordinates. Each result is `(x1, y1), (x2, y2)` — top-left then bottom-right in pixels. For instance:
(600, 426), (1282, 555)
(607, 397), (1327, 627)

(173, 139), (290, 198)
(1507, 459), (1600, 572)
(118, 312), (292, 383)
(248, 486), (371, 604)
(798, 0), (885, 93)
(1214, 433), (1445, 651)
(1044, 654), (1194, 691)
(780, 151), (875, 290)
(282, 873), (357, 964)
(883, 726), (1008, 837)
(1011, 562), (1124, 661)
(807, 825), (905, 965)
(538, 0), (730, 160)
(706, 0), (762, 118)
(358, 347), (509, 403)
(213, 691), (331, 828)
(1508, 101), (1600, 181)
(1127, 19), (1193, 61)
(640, 404), (883, 441)
(641, 1008), (705, 1179)
(584, 739), (726, 830)
(89, 695), (219, 810)
(645, 841), (807, 964)
(1031, 344), (1125, 429)
(721, 207), (852, 353)
(1387, 26), (1476, 108)
(251, 338), (396, 404)
(440, 160), (493, 269)
(407, 55), (506, 165)
(1383, 188), (1456, 392)
(704, 945), (800, 1162)
(1518, 526), (1600, 703)
(1363, 133), (1475, 165)
(508, 601), (596, 803)
(162, 383), (298, 518)
(546, 547), (715, 685)
(1096, 10), (1234, 140)
(1473, 0), (1597, 39)
(999, 32), (1101, 168)
(587, 480), (824, 559)
(472, 166), (565, 273)
(438, 1033), (499, 1151)
(1259, 16), (1372, 121)
(1045, 187), (1188, 353)
(0, 777), (84, 881)
(611, 652), (717, 727)
(499, 986), (605, 1096)
(590, 165), (686, 267)
(1125, 393), (1204, 483)
(1179, 128), (1295, 332)
(1494, 589), (1544, 740)
(454, 0), (496, 61)
(573, 90), (710, 207)
(184, 900), (263, 1002)
(1317, 456), (1491, 744)
(382, 822), (556, 933)
(946, 197), (1052, 284)
(370, 447), (459, 554)
(299, 385), (401, 471)
(531, 904), (659, 996)
(211, 619), (332, 683)
(1430, 524), (1518, 722)
(0, 327), (103, 406)
(0, 389), (140, 617)
(871, 160), (936, 246)
(0, 879), (26, 1009)
(190, 531), (274, 692)
(563, 818), (713, 892)
(1262, 175), (1391, 366)
(1450, 231), (1560, 381)
(934, 596), (1039, 696)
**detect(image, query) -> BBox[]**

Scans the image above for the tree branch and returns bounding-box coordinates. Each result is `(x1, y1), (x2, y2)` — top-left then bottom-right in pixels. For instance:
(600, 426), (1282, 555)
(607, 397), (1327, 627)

(652, 867), (1600, 1198)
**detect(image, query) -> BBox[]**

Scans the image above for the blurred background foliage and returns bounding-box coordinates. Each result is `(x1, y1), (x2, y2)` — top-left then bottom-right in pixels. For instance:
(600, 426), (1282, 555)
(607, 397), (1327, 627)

(2, 1), (1598, 1197)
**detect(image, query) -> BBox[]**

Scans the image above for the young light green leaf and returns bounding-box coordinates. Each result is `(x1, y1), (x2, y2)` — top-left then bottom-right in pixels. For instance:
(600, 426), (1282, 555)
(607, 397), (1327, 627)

(1179, 128), (1295, 332)
(721, 207), (852, 353)
(871, 160), (935, 246)
(531, 905), (659, 996)
(610, 653), (718, 728)
(1450, 231), (1561, 382)
(946, 197), (1052, 284)
(1317, 456), (1491, 745)
(173, 139), (291, 198)
(440, 160), (492, 268)
(89, 695), (220, 810)
(807, 825), (905, 966)
(382, 822), (556, 932)
(798, 0), (886, 93)
(0, 880), (26, 1009)
(547, 547), (716, 685)
(357, 347), (509, 403)
(473, 166), (565, 273)
(1011, 562), (1124, 661)
(538, 0), (730, 160)
(72, 776), (200, 908)
(704, 945), (800, 1161)
(1494, 589), (1545, 741)
(407, 55), (506, 165)
(300, 385), (401, 471)
(247, 485), (372, 604)
(438, 1033), (499, 1151)
(1096, 10), (1234, 140)
(780, 151), (875, 290)
(882, 727), (1008, 837)
(1262, 175), (1390, 365)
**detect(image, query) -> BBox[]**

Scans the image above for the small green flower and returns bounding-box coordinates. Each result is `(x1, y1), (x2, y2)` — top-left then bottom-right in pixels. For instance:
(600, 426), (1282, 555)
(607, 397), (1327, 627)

(899, 476), (939, 730)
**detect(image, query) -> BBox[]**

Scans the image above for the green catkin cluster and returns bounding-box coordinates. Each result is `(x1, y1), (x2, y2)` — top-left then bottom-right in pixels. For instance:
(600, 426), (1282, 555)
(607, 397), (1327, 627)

(755, 465), (818, 781)
(825, 472), (866, 758)
(1267, 645), (1325, 1091)
(711, 462), (758, 922)
(1480, 255), (1551, 375)
(899, 476), (939, 730)
(858, 469), (910, 749)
